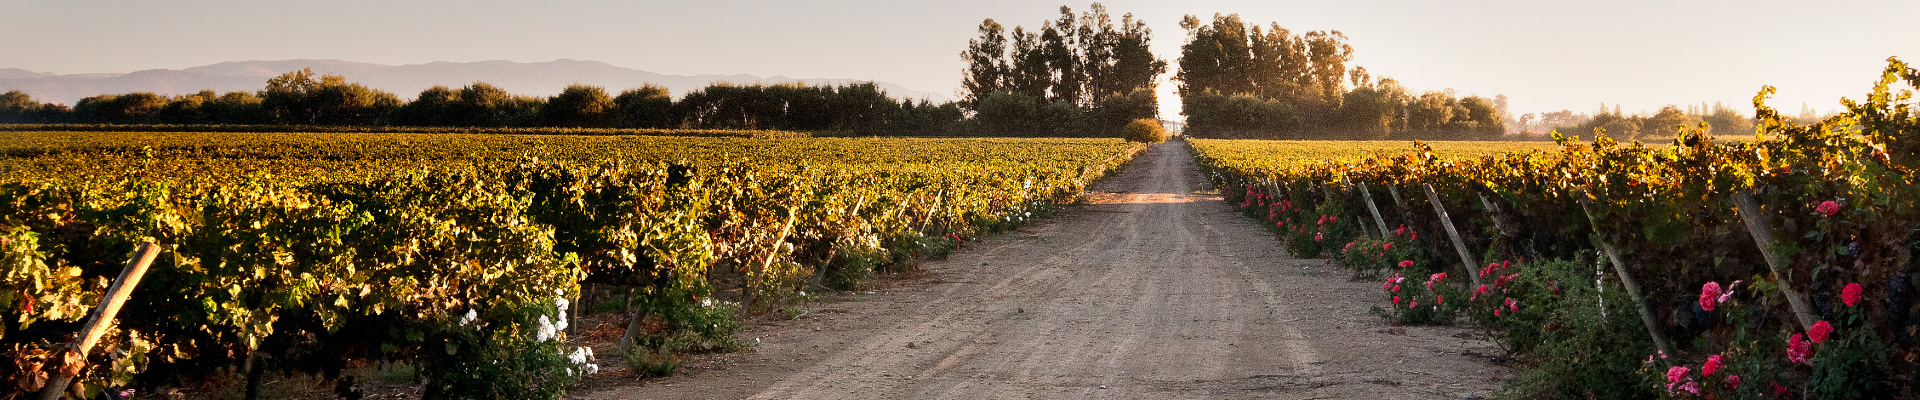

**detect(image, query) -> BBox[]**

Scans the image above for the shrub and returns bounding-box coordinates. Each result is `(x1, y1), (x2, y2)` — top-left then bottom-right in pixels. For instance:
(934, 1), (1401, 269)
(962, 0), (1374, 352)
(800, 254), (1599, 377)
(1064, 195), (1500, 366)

(1122, 118), (1168, 143)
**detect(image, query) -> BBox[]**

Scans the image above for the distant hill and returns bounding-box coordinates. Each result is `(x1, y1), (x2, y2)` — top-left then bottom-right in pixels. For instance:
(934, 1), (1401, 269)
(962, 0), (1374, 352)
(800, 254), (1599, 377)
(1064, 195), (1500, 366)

(0, 59), (949, 106)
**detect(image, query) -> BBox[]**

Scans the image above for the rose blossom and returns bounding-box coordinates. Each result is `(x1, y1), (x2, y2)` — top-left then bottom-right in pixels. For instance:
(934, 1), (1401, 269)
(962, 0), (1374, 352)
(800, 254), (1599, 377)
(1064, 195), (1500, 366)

(1809, 320), (1834, 343)
(1700, 282), (1722, 311)
(1842, 282), (1863, 307)
(1677, 382), (1699, 395)
(1398, 260), (1414, 268)
(1816, 200), (1840, 216)
(1702, 354), (1722, 376)
(1786, 333), (1813, 365)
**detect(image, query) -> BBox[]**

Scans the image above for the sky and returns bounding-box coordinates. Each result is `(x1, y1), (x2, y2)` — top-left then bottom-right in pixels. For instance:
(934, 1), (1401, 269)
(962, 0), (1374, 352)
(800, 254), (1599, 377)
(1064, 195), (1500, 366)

(2, 0), (1916, 121)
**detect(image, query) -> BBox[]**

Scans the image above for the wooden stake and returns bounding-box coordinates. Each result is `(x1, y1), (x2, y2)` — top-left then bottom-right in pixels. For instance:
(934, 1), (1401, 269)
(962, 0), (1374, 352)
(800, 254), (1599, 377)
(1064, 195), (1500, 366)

(1477, 193), (1518, 239)
(1356, 182), (1392, 239)
(1423, 184), (1486, 287)
(37, 242), (159, 400)
(1730, 191), (1819, 332)
(1576, 194), (1677, 359)
(1387, 184), (1411, 224)
(1339, 177), (1376, 239)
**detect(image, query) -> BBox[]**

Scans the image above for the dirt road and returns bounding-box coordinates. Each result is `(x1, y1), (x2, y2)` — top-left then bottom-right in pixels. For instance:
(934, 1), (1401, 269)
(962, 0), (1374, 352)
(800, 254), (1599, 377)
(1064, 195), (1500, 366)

(578, 141), (1507, 399)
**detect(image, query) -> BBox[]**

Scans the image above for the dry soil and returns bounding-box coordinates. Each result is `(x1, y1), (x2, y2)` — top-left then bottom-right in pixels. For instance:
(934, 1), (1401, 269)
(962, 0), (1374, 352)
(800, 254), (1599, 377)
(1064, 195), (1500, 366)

(576, 140), (1509, 399)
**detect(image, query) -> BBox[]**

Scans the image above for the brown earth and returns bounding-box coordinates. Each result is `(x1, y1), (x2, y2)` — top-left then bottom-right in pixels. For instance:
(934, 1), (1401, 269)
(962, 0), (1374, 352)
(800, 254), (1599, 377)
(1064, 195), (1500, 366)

(574, 140), (1509, 399)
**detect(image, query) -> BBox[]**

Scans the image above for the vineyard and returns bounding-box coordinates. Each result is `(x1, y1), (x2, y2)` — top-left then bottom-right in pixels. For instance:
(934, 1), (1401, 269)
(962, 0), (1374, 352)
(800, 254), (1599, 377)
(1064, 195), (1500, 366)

(1195, 58), (1920, 398)
(0, 132), (1142, 398)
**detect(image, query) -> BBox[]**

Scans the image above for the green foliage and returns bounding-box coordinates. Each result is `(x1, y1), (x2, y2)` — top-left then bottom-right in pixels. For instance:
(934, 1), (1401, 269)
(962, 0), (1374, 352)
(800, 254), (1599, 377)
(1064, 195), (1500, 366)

(15, 70), (961, 134)
(542, 85), (616, 128)
(1121, 118), (1166, 143)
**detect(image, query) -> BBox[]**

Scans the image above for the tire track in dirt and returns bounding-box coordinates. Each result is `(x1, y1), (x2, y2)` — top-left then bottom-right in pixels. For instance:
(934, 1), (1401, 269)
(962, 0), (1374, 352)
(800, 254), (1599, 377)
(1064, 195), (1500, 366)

(578, 140), (1507, 399)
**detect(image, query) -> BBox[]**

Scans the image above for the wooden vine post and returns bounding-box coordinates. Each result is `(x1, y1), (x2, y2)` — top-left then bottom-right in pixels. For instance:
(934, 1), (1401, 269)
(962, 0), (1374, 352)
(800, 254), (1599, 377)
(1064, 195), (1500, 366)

(1387, 185), (1412, 224)
(1422, 184), (1486, 287)
(1340, 177), (1378, 239)
(37, 242), (160, 400)
(1575, 194), (1677, 359)
(1477, 193), (1519, 239)
(1353, 181), (1392, 240)
(1729, 191), (1819, 332)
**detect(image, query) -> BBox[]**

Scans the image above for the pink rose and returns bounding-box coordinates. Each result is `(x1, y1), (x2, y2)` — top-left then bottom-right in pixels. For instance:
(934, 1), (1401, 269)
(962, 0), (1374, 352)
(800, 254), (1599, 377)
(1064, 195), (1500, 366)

(1666, 365), (1690, 383)
(1702, 354), (1722, 376)
(1700, 282), (1722, 312)
(1786, 333), (1813, 365)
(1843, 282), (1863, 307)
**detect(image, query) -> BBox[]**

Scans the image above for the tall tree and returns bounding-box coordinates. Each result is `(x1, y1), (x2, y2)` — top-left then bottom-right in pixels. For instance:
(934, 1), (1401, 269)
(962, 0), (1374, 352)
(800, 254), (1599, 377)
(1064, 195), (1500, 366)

(1303, 30), (1353, 110)
(960, 19), (1010, 107)
(1177, 15), (1222, 105)
(1041, 7), (1082, 105)
(1077, 4), (1116, 102)
(1006, 26), (1052, 101)
(1107, 12), (1166, 98)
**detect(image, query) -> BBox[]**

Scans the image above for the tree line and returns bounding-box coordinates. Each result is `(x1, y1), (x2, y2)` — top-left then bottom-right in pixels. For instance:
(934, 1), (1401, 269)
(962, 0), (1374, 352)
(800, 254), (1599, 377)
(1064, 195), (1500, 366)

(1515, 102), (1757, 140)
(957, 3), (1169, 137)
(1176, 14), (1507, 140)
(0, 69), (967, 136)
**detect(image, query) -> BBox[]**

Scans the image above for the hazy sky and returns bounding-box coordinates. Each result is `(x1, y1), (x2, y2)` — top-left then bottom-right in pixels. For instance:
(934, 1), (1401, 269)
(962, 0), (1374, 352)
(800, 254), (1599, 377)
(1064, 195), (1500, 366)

(3, 0), (1915, 120)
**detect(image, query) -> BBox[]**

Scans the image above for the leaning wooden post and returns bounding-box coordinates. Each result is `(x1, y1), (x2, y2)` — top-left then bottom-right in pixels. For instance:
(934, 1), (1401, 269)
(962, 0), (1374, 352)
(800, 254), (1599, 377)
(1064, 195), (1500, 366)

(1354, 181), (1392, 239)
(1575, 194), (1677, 359)
(37, 242), (160, 400)
(1477, 193), (1518, 239)
(1422, 184), (1486, 287)
(1729, 191), (1819, 332)
(1339, 177), (1377, 239)
(1387, 184), (1412, 225)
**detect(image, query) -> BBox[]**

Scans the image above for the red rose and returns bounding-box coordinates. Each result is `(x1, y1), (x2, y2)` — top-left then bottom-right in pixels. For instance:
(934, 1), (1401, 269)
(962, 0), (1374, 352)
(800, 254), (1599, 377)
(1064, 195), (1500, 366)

(1816, 200), (1840, 216)
(1842, 282), (1863, 307)
(1398, 260), (1414, 268)
(1702, 354), (1722, 376)
(1809, 320), (1834, 343)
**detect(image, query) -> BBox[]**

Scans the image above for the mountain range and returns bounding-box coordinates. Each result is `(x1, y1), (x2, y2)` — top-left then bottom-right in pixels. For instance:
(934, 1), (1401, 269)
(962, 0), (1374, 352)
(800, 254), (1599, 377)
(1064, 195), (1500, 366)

(0, 59), (949, 106)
